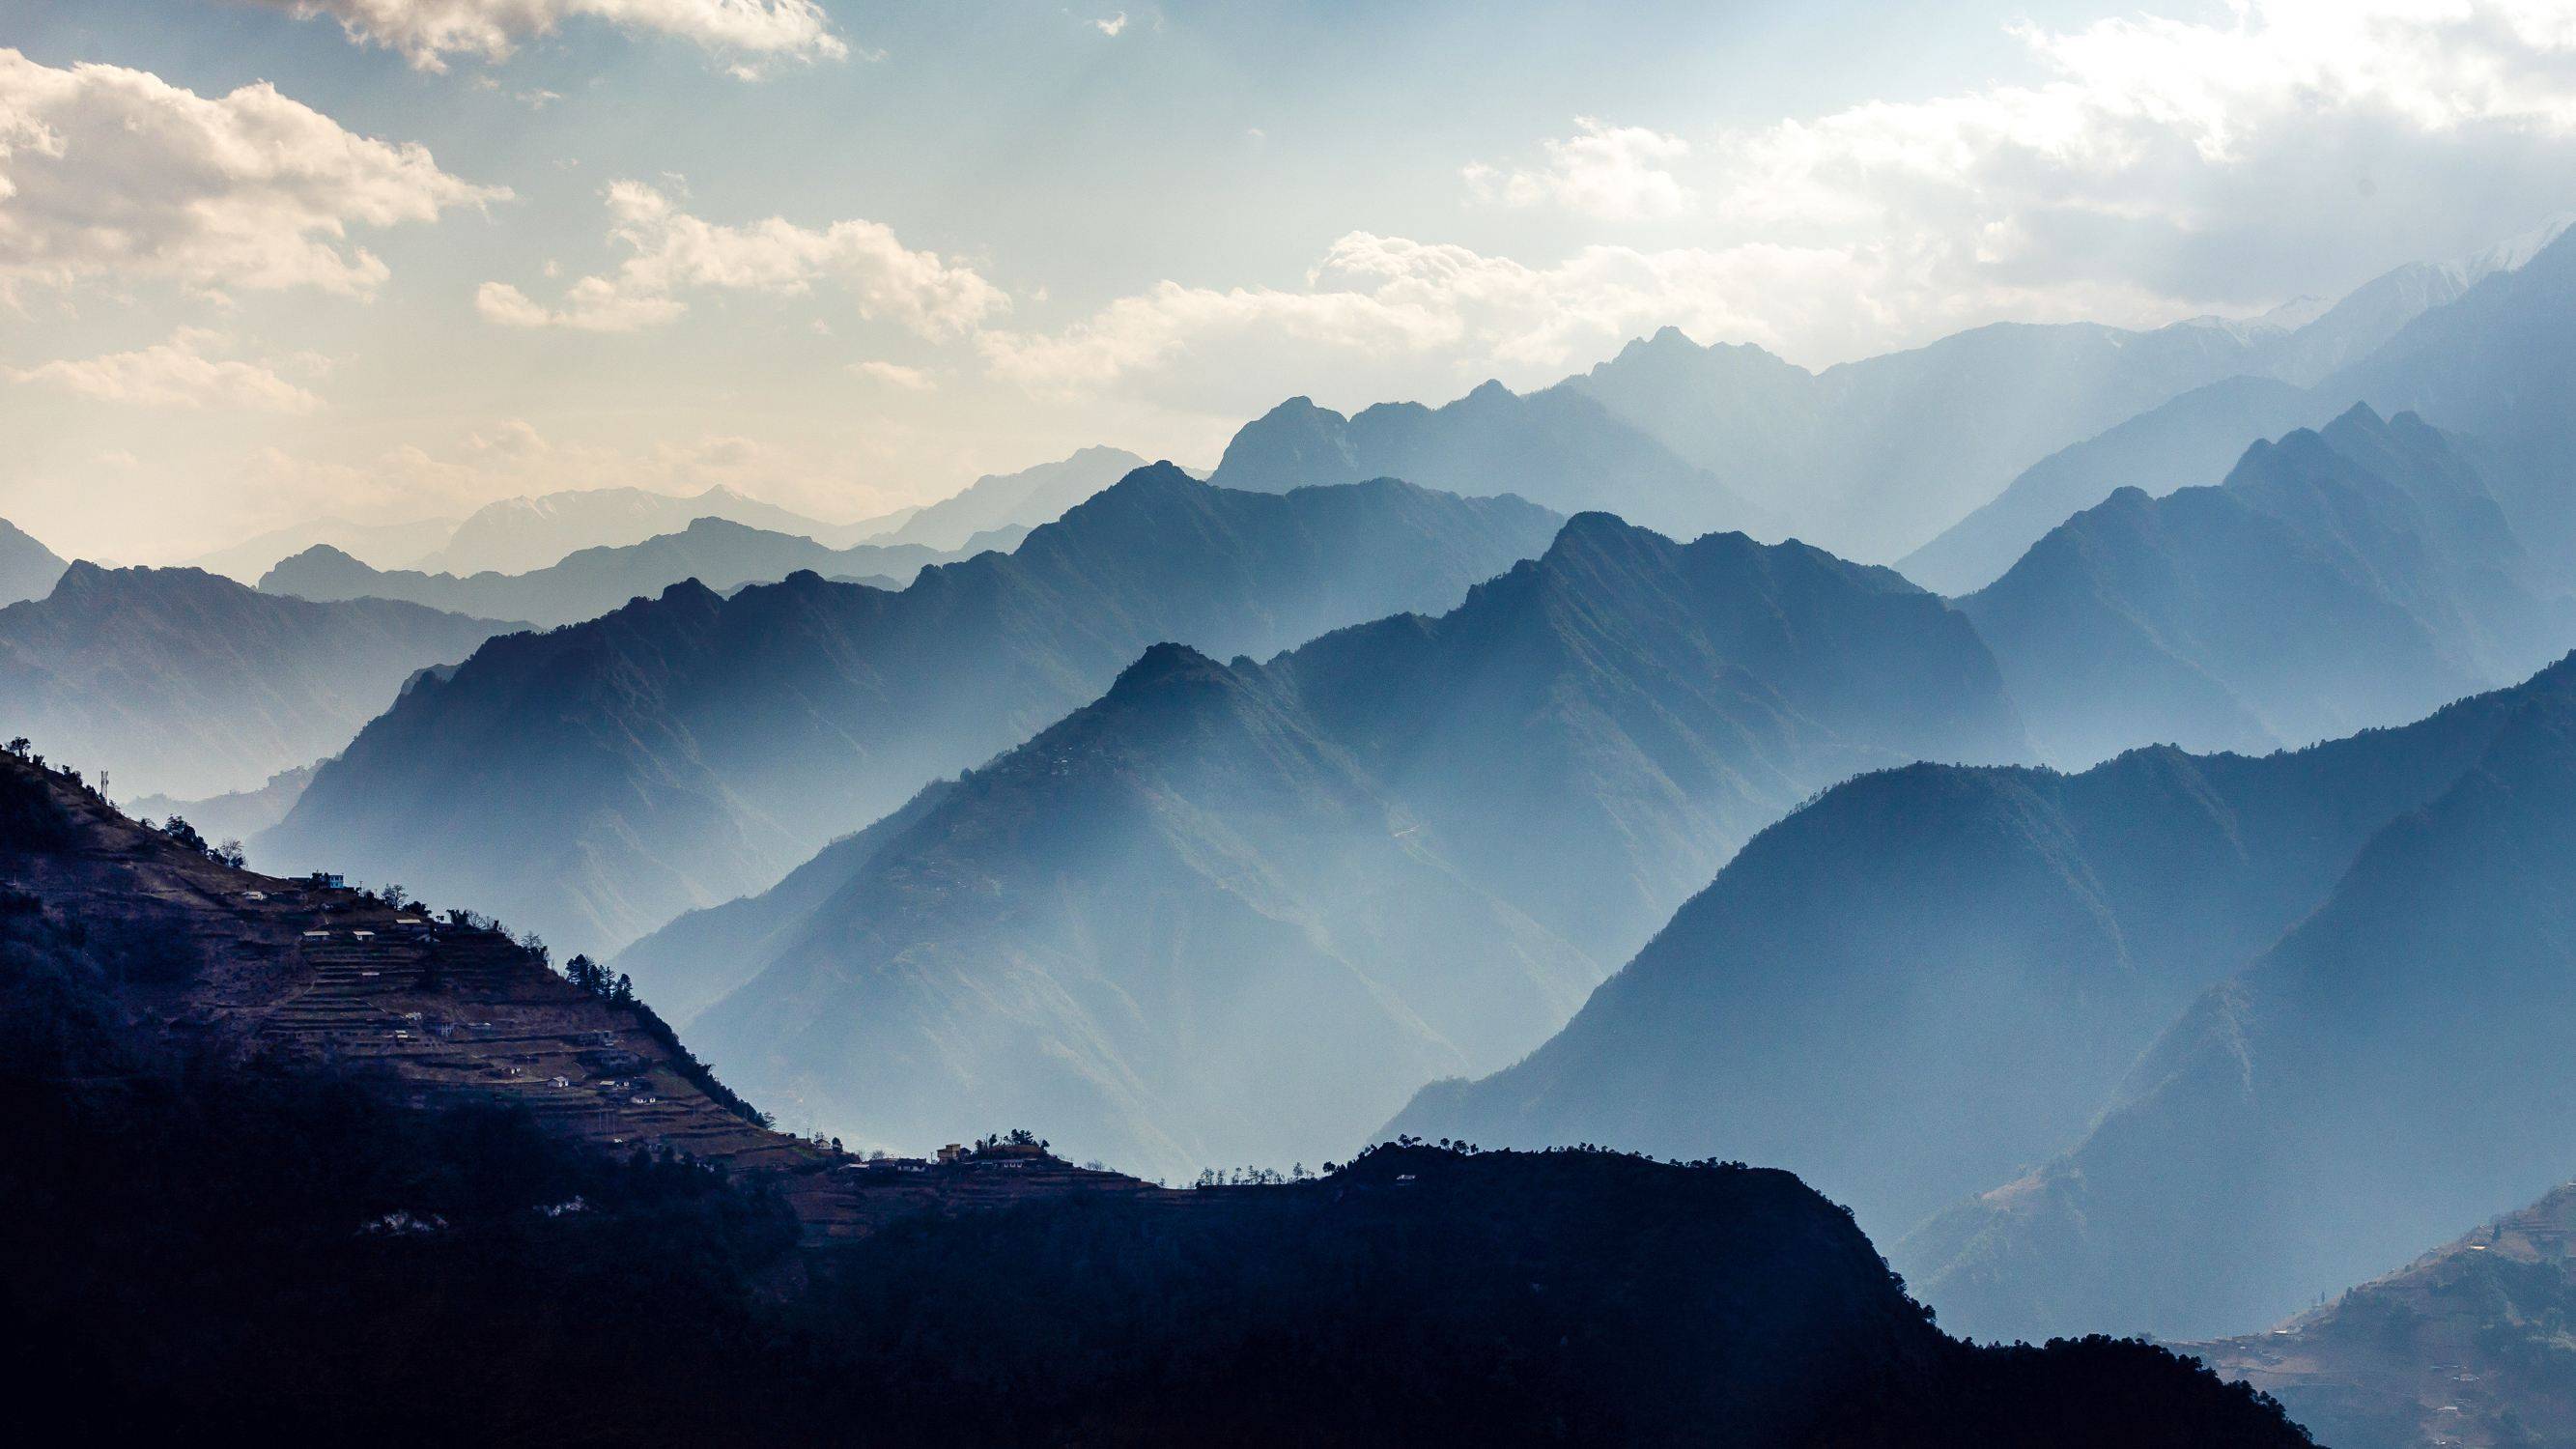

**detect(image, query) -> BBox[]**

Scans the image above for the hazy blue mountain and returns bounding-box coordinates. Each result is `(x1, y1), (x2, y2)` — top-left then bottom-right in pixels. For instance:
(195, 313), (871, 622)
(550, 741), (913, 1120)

(863, 445), (1147, 551)
(1904, 219), (2576, 590)
(258, 518), (1000, 629)
(1898, 656), (2576, 1343)
(1898, 379), (2326, 595)
(0, 563), (518, 798)
(1206, 382), (1764, 542)
(2190, 1180), (2576, 1449)
(184, 513), (462, 582)
(1388, 676), (2525, 1241)
(1555, 317), (2298, 560)
(0, 519), (67, 606)
(262, 468), (1564, 956)
(126, 762), (318, 846)
(1959, 406), (2567, 766)
(414, 484), (849, 576)
(657, 514), (2024, 1178)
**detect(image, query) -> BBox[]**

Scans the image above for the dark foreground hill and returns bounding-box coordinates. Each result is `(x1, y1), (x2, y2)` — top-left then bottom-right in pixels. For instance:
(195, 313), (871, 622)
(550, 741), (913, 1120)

(0, 752), (2310, 1447)
(262, 468), (1563, 955)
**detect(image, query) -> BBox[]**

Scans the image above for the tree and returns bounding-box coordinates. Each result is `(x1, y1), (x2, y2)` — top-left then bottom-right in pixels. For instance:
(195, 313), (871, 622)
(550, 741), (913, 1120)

(3, 737), (27, 758)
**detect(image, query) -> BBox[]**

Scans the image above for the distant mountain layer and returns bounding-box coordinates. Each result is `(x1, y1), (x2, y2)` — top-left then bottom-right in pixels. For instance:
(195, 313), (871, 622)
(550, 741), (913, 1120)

(1905, 218), (2576, 592)
(415, 484), (852, 577)
(1898, 655), (2576, 1342)
(660, 514), (2024, 1179)
(263, 468), (1566, 957)
(0, 519), (67, 607)
(863, 445), (1147, 551)
(258, 517), (1010, 629)
(1958, 405), (2568, 766)
(0, 564), (518, 798)
(127, 762), (318, 847)
(1389, 668), (2526, 1242)
(184, 514), (461, 583)
(2190, 1180), (2576, 1449)
(1207, 383), (1766, 545)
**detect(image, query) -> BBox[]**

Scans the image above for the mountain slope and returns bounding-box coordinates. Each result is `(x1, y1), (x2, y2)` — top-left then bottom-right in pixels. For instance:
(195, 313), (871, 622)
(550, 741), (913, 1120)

(1959, 406), (2566, 766)
(1898, 656), (2576, 1342)
(415, 484), (849, 576)
(2191, 1180), (2576, 1449)
(0, 564), (518, 798)
(262, 468), (1564, 956)
(865, 445), (1146, 550)
(1207, 383), (1763, 542)
(259, 518), (989, 628)
(184, 513), (462, 582)
(0, 519), (67, 607)
(665, 515), (2024, 1179)
(1389, 676), (2526, 1241)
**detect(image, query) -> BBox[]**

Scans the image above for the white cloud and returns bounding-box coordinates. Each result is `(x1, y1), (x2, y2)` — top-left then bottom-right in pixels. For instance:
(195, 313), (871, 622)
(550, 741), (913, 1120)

(990, 0), (2576, 412)
(479, 180), (1007, 335)
(247, 0), (849, 74)
(0, 49), (505, 299)
(1464, 118), (1695, 220)
(4, 327), (326, 412)
(852, 359), (934, 389)
(1095, 13), (1129, 38)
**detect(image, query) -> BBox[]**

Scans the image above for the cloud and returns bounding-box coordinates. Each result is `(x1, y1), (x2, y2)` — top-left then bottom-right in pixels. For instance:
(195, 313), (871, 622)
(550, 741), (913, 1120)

(989, 0), (2576, 412)
(245, 0), (848, 73)
(478, 180), (1007, 335)
(4, 327), (325, 412)
(1095, 13), (1129, 38)
(1464, 118), (1695, 220)
(0, 49), (505, 300)
(851, 359), (934, 389)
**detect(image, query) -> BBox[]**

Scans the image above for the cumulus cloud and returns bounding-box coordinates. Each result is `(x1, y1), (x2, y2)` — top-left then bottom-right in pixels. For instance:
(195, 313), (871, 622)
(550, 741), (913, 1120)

(4, 327), (326, 412)
(246, 0), (848, 73)
(0, 49), (503, 300)
(479, 180), (1007, 335)
(1095, 13), (1129, 38)
(1464, 118), (1695, 220)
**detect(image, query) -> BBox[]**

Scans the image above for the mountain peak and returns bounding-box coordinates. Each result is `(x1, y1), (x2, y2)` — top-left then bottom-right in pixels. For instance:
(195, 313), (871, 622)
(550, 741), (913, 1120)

(1107, 639), (1227, 698)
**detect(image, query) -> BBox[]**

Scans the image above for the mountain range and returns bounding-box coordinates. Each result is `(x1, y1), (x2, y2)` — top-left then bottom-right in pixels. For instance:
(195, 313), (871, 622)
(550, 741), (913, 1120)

(1958, 405), (2569, 765)
(856, 445), (1147, 551)
(255, 517), (1015, 629)
(184, 513), (464, 583)
(1388, 664), (2534, 1240)
(645, 513), (2024, 1178)
(1896, 653), (2576, 1343)
(0, 520), (67, 607)
(260, 468), (1566, 956)
(0, 563), (518, 799)
(1906, 216), (2576, 592)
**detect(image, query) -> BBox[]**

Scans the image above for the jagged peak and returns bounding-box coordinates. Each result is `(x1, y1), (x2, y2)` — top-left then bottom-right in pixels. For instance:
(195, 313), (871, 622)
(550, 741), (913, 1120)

(1105, 640), (1229, 698)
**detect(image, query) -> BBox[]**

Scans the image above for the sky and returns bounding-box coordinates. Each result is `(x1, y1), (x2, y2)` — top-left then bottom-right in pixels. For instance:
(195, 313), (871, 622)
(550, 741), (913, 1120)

(5, 0), (2576, 562)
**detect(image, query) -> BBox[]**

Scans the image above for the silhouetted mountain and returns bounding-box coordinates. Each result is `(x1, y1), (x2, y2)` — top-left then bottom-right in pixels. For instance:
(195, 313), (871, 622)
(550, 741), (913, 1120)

(184, 513), (461, 582)
(1959, 406), (2568, 765)
(0, 519), (67, 607)
(1, 751), (2313, 1448)
(1563, 317), (2289, 560)
(864, 445), (1147, 550)
(2191, 1180), (2576, 1449)
(0, 563), (518, 798)
(416, 484), (848, 576)
(1389, 673), (2529, 1241)
(1898, 656), (2576, 1342)
(1905, 219), (2576, 590)
(660, 515), (2024, 1178)
(263, 468), (1564, 956)
(1207, 383), (1765, 542)
(259, 519), (1002, 629)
